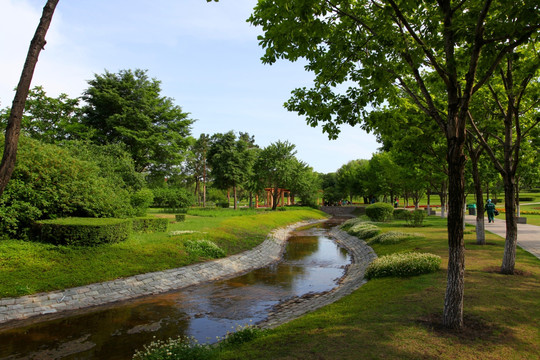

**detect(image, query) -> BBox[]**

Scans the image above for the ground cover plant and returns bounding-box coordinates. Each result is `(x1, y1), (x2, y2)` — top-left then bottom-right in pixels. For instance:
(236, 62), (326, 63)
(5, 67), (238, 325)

(217, 216), (540, 360)
(0, 208), (326, 298)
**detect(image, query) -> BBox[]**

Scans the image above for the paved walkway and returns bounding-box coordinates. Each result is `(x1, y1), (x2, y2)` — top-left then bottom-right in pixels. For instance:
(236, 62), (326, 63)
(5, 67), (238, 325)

(464, 214), (540, 259)
(0, 220), (376, 330)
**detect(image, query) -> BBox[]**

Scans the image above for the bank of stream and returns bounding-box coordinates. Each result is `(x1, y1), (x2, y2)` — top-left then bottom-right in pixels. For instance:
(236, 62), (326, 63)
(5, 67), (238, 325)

(0, 218), (359, 359)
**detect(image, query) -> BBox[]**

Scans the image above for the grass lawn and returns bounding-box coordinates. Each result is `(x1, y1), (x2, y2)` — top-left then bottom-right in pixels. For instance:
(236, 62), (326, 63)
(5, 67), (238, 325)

(218, 216), (540, 360)
(0, 207), (327, 298)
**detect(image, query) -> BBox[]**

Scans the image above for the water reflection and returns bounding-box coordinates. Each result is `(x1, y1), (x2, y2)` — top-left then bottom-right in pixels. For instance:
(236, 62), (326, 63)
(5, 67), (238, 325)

(0, 219), (349, 359)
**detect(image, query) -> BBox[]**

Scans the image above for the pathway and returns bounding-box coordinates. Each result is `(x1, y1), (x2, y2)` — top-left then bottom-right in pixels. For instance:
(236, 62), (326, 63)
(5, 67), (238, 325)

(0, 220), (376, 331)
(464, 214), (540, 260)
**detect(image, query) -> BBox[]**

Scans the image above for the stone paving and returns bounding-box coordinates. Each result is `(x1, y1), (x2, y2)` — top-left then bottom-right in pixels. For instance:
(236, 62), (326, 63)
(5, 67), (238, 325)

(0, 219), (376, 330)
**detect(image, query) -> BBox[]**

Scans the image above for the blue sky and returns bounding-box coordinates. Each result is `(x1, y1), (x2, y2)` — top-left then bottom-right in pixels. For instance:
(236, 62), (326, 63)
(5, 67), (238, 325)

(0, 0), (379, 173)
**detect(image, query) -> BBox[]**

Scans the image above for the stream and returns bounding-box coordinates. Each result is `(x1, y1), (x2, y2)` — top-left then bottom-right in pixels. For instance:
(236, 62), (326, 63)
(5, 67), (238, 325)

(0, 218), (350, 359)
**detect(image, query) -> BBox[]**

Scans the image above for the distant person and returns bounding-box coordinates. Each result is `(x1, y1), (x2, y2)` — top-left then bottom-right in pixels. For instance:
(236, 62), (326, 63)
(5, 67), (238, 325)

(485, 199), (496, 223)
(394, 197), (399, 208)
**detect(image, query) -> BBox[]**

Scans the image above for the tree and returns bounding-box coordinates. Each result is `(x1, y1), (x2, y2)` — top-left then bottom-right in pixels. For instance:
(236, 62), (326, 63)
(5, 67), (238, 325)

(249, 0), (540, 328)
(468, 45), (540, 273)
(1, 86), (82, 143)
(185, 133), (210, 207)
(81, 69), (193, 175)
(336, 159), (369, 203)
(253, 140), (299, 210)
(208, 131), (252, 210)
(0, 0), (59, 196)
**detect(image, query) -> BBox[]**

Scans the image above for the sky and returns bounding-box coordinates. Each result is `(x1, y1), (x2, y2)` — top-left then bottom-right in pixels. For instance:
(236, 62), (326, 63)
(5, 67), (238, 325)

(0, 0), (380, 174)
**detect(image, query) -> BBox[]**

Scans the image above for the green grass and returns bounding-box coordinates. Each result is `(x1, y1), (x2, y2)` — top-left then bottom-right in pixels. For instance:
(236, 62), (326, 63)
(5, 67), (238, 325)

(217, 217), (540, 360)
(0, 208), (327, 298)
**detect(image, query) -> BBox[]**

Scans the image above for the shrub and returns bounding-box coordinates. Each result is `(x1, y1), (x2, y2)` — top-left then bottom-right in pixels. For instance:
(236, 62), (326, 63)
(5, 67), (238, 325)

(133, 336), (216, 360)
(347, 223), (381, 240)
(130, 189), (154, 217)
(340, 217), (374, 231)
(32, 217), (131, 246)
(175, 214), (186, 222)
(184, 239), (226, 259)
(368, 231), (418, 245)
(152, 187), (195, 210)
(131, 217), (168, 233)
(221, 324), (266, 347)
(365, 203), (394, 222)
(365, 252), (441, 279)
(393, 209), (411, 220)
(0, 137), (133, 239)
(406, 210), (426, 227)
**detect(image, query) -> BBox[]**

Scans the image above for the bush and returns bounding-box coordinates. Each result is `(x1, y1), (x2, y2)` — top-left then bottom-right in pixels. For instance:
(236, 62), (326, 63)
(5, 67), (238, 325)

(347, 223), (381, 240)
(340, 217), (374, 231)
(175, 214), (186, 222)
(393, 209), (411, 220)
(152, 187), (195, 210)
(407, 210), (426, 227)
(365, 203), (394, 222)
(184, 239), (226, 258)
(131, 217), (168, 233)
(0, 137), (133, 239)
(130, 189), (154, 217)
(368, 231), (418, 245)
(133, 336), (216, 360)
(365, 252), (441, 279)
(32, 217), (131, 246)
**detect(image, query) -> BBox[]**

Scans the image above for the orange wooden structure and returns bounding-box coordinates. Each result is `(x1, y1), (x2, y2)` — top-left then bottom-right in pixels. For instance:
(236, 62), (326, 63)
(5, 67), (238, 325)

(255, 188), (294, 208)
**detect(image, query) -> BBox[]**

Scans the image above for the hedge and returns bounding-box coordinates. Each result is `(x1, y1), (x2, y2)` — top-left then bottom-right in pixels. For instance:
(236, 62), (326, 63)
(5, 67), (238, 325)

(365, 203), (394, 222)
(32, 217), (131, 246)
(367, 231), (418, 245)
(347, 223), (381, 240)
(365, 252), (441, 279)
(131, 217), (168, 233)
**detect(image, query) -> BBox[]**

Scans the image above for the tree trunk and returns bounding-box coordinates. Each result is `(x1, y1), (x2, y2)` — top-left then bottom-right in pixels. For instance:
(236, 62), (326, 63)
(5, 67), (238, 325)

(202, 162), (207, 207)
(501, 174), (518, 274)
(233, 185), (238, 210)
(272, 186), (279, 210)
(440, 181), (447, 218)
(470, 148), (485, 245)
(443, 136), (466, 329)
(0, 0), (59, 196)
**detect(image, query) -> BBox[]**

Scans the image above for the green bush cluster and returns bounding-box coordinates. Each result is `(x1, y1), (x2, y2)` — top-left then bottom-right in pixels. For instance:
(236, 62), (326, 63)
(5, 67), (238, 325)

(184, 239), (226, 259)
(407, 210), (426, 227)
(393, 209), (410, 220)
(130, 189), (154, 217)
(367, 231), (418, 245)
(131, 217), (168, 233)
(347, 223), (381, 240)
(365, 252), (441, 279)
(152, 187), (194, 210)
(365, 203), (394, 222)
(32, 218), (131, 246)
(0, 137), (134, 239)
(175, 214), (186, 222)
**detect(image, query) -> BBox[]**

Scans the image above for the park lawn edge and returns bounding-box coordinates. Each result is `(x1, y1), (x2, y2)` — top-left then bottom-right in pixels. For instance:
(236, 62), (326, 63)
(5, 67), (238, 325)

(217, 216), (540, 360)
(0, 208), (327, 298)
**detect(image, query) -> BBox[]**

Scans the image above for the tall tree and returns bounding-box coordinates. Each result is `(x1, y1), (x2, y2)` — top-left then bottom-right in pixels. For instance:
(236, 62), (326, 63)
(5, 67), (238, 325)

(468, 46), (540, 274)
(81, 69), (193, 175)
(208, 131), (252, 210)
(0, 0), (59, 196)
(1, 86), (82, 143)
(185, 133), (210, 207)
(253, 140), (298, 210)
(249, 0), (539, 328)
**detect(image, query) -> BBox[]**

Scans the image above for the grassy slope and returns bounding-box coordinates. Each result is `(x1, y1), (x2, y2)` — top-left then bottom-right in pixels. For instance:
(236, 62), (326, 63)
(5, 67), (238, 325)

(0, 208), (327, 298)
(219, 217), (540, 360)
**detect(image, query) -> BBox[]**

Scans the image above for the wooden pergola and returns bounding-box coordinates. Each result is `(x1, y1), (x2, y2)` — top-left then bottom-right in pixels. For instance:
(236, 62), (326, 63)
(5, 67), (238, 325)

(255, 188), (294, 208)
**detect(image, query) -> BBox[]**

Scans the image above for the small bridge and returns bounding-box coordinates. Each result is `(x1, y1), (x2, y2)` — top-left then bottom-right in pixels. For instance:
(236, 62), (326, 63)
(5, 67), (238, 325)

(320, 206), (359, 217)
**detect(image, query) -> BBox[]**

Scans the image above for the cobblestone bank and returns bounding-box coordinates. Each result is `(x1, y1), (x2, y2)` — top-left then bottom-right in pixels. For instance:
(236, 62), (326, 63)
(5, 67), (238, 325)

(258, 228), (377, 329)
(0, 220), (322, 326)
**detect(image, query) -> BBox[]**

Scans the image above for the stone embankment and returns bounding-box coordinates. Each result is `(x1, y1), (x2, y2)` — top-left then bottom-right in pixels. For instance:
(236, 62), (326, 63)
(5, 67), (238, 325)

(258, 228), (377, 328)
(0, 219), (377, 331)
(320, 206), (359, 217)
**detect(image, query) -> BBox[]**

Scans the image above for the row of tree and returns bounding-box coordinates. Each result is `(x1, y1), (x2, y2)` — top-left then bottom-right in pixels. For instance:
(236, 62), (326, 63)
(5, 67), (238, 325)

(247, 0), (540, 329)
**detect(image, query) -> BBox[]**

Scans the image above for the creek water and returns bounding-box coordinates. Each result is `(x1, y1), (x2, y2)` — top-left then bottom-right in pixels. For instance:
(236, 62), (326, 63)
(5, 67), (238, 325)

(0, 218), (349, 360)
